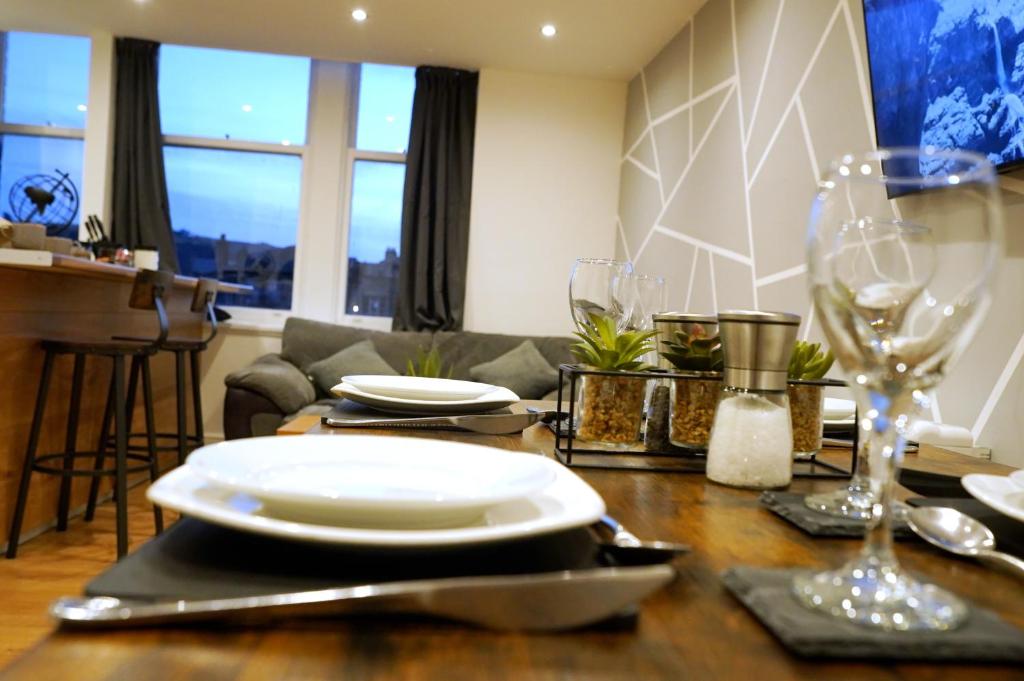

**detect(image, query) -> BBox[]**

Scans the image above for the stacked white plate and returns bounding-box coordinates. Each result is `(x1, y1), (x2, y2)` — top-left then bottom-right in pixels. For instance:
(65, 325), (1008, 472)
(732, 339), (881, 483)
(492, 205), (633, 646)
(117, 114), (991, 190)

(823, 397), (856, 427)
(330, 375), (520, 415)
(147, 435), (605, 548)
(962, 469), (1024, 524)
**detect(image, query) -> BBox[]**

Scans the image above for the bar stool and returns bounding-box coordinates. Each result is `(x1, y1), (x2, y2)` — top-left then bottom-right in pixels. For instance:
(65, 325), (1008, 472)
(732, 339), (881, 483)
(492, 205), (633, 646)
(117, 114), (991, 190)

(6, 269), (173, 560)
(92, 278), (219, 475)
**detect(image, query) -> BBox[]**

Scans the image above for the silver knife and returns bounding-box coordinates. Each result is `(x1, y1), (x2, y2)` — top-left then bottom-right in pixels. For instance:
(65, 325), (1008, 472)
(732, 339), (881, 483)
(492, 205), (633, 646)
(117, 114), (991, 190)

(322, 411), (558, 435)
(51, 564), (675, 631)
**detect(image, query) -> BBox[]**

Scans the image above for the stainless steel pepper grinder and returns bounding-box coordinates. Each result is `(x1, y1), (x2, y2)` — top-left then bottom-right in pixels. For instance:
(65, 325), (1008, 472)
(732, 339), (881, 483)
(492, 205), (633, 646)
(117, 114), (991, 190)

(705, 310), (800, 489)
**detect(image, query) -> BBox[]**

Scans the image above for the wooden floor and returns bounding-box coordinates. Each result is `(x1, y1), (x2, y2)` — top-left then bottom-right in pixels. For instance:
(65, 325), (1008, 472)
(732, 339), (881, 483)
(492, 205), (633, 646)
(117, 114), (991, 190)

(0, 483), (175, 668)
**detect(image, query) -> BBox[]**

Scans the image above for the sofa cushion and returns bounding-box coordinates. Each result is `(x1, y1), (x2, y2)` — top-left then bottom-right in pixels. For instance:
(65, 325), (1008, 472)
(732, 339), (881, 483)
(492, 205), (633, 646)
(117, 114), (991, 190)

(224, 354), (316, 414)
(281, 317), (432, 374)
(469, 340), (561, 399)
(431, 330), (574, 381)
(305, 339), (397, 396)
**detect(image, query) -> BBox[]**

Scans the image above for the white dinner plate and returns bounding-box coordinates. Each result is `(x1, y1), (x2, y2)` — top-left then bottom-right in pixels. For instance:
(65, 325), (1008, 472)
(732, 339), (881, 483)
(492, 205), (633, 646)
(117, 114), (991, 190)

(148, 459), (606, 548)
(1009, 470), (1024, 489)
(962, 473), (1024, 524)
(823, 397), (856, 423)
(332, 382), (519, 415)
(341, 375), (499, 402)
(186, 436), (556, 528)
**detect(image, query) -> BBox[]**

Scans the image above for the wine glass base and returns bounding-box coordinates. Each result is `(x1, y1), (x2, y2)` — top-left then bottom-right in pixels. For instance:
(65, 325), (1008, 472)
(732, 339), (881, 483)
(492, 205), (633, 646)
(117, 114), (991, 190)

(803, 481), (875, 520)
(791, 555), (967, 631)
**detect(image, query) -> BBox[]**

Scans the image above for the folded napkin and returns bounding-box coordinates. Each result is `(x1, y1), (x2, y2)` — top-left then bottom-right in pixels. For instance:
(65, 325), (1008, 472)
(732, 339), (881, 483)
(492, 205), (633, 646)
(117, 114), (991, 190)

(906, 420), (974, 448)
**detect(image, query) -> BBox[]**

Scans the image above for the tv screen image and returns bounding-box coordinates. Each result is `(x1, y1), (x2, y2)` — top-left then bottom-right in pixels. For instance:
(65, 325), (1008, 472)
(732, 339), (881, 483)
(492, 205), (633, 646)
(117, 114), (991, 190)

(863, 0), (1024, 175)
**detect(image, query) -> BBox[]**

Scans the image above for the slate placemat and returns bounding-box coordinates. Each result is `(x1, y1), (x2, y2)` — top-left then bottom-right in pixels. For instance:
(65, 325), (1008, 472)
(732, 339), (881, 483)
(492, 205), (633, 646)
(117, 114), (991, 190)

(87, 518), (602, 601)
(759, 491), (913, 539)
(722, 566), (1024, 662)
(321, 400), (513, 430)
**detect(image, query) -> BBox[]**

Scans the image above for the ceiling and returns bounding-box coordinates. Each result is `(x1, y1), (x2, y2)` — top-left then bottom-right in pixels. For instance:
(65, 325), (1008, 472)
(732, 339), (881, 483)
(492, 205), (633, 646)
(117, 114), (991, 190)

(0, 0), (706, 80)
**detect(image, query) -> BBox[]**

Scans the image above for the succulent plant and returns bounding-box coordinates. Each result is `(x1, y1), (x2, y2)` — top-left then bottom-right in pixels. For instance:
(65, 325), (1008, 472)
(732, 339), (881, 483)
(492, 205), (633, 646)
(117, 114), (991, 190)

(571, 313), (658, 371)
(788, 340), (835, 380)
(406, 346), (453, 379)
(660, 327), (723, 372)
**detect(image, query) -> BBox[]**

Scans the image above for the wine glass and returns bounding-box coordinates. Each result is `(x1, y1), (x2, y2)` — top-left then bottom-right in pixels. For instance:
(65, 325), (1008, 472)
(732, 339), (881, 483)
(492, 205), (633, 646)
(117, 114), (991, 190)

(792, 148), (1003, 631)
(569, 258), (632, 331)
(621, 273), (667, 331)
(804, 388), (932, 520)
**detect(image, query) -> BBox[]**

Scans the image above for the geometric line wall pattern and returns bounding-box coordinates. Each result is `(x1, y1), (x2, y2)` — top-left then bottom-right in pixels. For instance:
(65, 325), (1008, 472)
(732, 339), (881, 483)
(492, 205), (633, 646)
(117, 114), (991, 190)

(614, 0), (1024, 465)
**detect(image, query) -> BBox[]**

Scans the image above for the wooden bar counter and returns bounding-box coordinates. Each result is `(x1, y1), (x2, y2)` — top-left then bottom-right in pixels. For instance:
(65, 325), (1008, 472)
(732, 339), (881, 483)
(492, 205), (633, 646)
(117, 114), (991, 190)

(0, 252), (248, 553)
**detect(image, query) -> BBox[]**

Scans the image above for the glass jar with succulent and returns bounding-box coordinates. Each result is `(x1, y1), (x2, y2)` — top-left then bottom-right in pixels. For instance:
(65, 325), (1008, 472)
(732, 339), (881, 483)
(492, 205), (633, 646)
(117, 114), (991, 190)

(571, 313), (658, 446)
(661, 328), (723, 449)
(787, 341), (835, 459)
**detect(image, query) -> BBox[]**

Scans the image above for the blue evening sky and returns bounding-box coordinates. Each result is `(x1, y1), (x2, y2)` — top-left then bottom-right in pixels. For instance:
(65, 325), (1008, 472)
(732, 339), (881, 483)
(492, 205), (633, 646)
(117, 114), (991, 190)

(1, 32), (414, 262)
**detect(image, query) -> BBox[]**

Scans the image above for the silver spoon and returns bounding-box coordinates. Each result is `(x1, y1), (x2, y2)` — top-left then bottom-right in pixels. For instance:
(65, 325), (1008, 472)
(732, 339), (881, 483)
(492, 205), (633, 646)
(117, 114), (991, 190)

(907, 506), (1024, 579)
(593, 515), (689, 565)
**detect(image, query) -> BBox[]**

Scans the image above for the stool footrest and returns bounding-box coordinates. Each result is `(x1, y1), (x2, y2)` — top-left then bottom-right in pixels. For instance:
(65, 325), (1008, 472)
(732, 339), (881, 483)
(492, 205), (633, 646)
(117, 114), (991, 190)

(32, 451), (156, 478)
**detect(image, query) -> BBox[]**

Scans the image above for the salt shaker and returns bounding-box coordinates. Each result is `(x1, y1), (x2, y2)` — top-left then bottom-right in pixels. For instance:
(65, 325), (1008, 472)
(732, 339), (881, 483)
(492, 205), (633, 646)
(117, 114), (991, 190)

(706, 310), (800, 489)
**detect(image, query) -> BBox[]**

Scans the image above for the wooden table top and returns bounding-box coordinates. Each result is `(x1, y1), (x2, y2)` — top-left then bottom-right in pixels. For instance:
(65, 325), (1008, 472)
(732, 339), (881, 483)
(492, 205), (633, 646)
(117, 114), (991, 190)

(3, 413), (1022, 680)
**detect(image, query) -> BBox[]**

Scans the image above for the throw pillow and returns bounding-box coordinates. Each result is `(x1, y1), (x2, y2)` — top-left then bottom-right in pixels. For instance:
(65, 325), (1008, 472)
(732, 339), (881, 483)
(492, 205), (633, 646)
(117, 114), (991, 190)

(224, 354), (316, 414)
(469, 340), (560, 399)
(306, 339), (397, 396)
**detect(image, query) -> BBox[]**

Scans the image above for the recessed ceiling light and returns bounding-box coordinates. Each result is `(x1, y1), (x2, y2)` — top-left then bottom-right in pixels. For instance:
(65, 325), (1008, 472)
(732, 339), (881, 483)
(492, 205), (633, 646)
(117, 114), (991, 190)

(541, 24), (557, 38)
(352, 8), (367, 22)
(385, 115), (395, 123)
(76, 104), (87, 112)
(241, 104), (253, 113)
(281, 139), (291, 146)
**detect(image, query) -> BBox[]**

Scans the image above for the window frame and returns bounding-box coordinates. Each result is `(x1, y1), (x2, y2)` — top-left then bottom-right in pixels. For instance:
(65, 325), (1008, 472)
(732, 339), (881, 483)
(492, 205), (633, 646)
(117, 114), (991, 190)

(0, 32), (88, 227)
(335, 64), (408, 331)
(157, 46), (313, 325)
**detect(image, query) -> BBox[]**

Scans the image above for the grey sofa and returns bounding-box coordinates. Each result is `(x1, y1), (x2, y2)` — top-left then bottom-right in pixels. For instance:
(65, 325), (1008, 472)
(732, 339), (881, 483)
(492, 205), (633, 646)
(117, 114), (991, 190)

(223, 317), (574, 439)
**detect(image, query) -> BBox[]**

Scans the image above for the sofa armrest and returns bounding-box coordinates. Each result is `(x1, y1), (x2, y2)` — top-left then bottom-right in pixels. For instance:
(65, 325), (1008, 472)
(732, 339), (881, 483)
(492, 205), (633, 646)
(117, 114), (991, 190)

(224, 354), (316, 415)
(223, 387), (286, 440)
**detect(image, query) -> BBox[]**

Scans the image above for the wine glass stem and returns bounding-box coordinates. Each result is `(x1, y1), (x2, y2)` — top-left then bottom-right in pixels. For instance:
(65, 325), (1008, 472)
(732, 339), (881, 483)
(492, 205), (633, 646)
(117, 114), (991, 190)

(859, 396), (908, 563)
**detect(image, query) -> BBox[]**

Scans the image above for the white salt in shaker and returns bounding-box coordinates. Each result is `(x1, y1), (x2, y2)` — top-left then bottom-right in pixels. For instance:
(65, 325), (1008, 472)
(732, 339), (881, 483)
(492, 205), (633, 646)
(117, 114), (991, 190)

(706, 310), (800, 489)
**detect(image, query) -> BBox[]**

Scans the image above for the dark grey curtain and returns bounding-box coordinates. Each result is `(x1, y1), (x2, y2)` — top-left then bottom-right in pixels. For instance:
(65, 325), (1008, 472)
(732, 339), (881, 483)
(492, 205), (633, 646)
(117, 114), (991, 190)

(111, 38), (178, 272)
(392, 66), (479, 331)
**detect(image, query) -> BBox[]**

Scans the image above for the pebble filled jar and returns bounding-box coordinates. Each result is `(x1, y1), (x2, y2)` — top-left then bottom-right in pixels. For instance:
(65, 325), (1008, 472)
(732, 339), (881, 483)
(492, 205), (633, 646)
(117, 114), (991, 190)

(576, 373), (646, 445)
(669, 375), (721, 449)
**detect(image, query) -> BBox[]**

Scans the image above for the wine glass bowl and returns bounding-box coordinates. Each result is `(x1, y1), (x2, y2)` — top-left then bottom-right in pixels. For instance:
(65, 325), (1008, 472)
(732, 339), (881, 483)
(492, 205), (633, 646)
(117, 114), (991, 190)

(793, 148), (1003, 631)
(569, 258), (633, 331)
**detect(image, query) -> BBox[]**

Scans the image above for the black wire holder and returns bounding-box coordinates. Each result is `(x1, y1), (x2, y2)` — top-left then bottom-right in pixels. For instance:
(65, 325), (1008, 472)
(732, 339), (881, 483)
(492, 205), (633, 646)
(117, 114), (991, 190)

(550, 364), (857, 477)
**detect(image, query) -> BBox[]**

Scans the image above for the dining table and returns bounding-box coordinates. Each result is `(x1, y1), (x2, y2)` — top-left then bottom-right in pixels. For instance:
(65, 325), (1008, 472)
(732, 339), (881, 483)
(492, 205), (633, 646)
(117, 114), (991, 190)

(1, 403), (1022, 681)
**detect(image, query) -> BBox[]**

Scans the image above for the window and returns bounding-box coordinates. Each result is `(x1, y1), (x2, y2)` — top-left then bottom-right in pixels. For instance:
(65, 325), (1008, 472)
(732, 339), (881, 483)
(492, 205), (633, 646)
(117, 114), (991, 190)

(344, 64), (415, 318)
(0, 32), (90, 235)
(159, 45), (311, 310)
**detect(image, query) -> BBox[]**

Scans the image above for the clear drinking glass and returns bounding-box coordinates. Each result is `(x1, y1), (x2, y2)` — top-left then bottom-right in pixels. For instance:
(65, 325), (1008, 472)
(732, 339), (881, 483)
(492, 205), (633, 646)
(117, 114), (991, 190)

(792, 148), (1003, 631)
(569, 258), (632, 331)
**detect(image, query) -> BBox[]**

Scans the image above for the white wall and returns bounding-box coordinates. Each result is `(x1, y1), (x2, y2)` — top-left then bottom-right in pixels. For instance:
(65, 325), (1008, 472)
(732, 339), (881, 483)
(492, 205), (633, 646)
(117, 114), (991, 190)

(463, 68), (626, 337)
(199, 328), (282, 440)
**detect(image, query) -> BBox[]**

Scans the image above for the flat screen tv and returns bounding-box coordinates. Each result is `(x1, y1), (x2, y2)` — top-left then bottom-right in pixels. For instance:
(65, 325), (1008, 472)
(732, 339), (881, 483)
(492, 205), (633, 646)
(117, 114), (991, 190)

(863, 0), (1024, 176)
